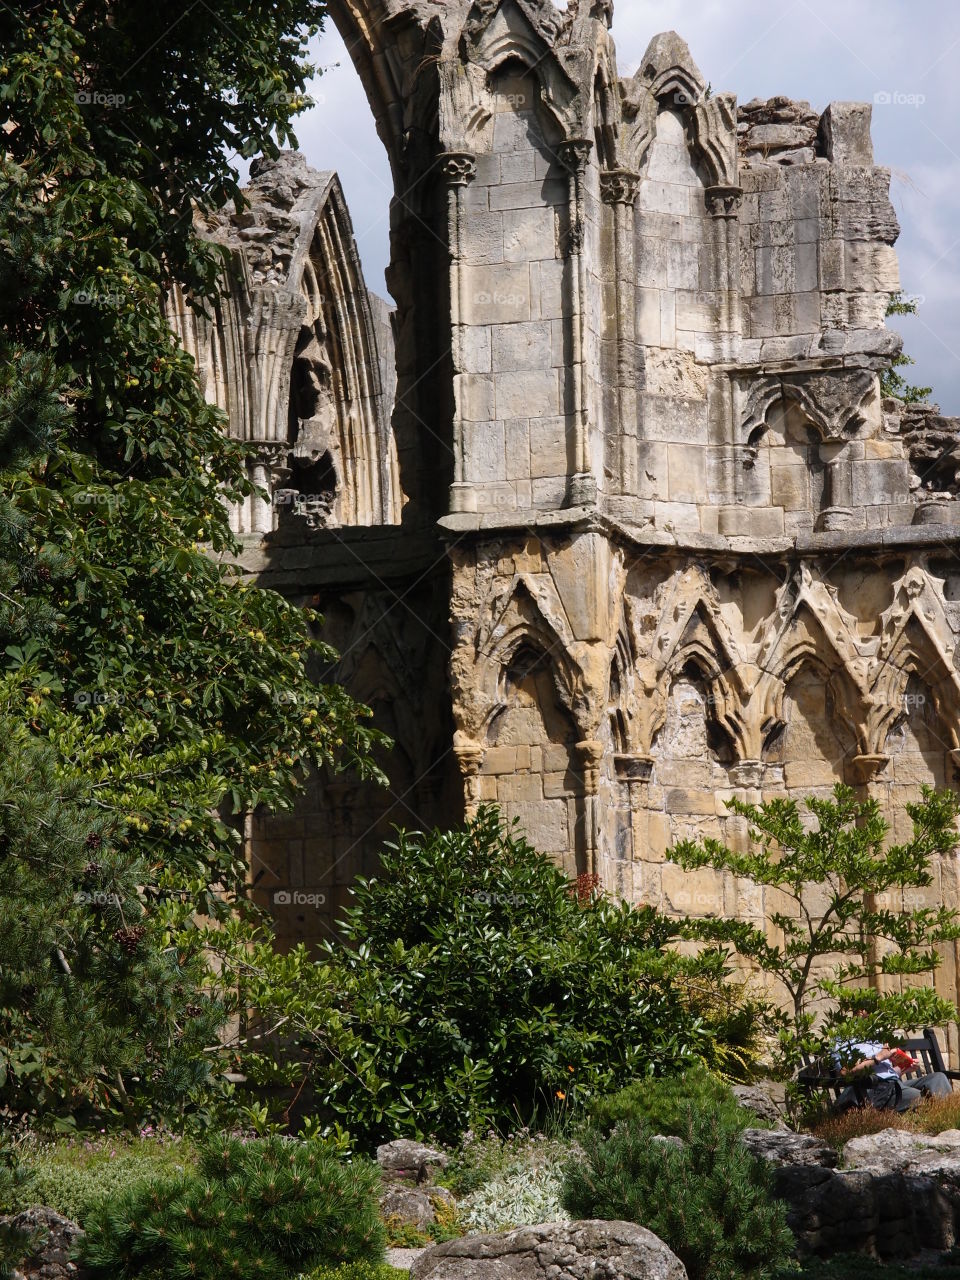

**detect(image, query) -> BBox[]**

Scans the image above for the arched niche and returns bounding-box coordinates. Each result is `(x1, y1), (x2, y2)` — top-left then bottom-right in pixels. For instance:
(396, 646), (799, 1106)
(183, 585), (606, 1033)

(483, 642), (582, 878)
(763, 663), (855, 793)
(651, 663), (736, 791)
(744, 399), (825, 533)
(635, 107), (714, 353)
(883, 673), (950, 794)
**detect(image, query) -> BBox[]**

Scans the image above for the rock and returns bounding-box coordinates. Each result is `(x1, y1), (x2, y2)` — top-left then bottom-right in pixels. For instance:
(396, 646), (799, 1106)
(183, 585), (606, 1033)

(410, 1220), (687, 1280)
(388, 1247), (430, 1272)
(843, 1127), (960, 1173)
(731, 1080), (788, 1127)
(740, 1128), (838, 1168)
(380, 1185), (440, 1229)
(377, 1138), (449, 1184)
(1, 1207), (85, 1280)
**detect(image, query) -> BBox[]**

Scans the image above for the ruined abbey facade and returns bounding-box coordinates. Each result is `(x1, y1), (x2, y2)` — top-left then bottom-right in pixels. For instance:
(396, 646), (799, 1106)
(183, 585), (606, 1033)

(169, 0), (960, 1043)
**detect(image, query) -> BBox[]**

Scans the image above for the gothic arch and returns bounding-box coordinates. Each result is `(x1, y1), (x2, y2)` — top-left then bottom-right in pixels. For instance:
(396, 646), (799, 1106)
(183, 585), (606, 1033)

(167, 159), (400, 533)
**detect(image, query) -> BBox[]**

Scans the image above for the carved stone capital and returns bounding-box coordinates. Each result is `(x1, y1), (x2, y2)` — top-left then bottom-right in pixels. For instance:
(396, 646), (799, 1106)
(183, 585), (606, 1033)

(600, 169), (641, 206)
(439, 152), (477, 186)
(576, 738), (604, 792)
(559, 138), (593, 177)
(849, 753), (890, 784)
(614, 753), (654, 782)
(252, 442), (292, 485)
(704, 184), (743, 218)
(454, 735), (485, 777)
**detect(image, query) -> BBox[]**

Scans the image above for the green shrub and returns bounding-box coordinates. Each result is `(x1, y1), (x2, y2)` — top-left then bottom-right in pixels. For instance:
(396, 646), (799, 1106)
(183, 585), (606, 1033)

(589, 1066), (757, 1138)
(79, 1135), (385, 1280)
(310, 1266), (408, 1280)
(3, 1134), (196, 1225)
(245, 807), (767, 1144)
(562, 1111), (794, 1280)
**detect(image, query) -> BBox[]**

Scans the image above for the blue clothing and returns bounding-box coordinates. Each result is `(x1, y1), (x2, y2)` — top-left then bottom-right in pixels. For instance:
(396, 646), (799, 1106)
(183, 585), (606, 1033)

(832, 1038), (899, 1080)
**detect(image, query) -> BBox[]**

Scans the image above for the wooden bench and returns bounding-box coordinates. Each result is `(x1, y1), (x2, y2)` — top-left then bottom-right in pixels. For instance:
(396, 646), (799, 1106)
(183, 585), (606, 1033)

(797, 1027), (960, 1106)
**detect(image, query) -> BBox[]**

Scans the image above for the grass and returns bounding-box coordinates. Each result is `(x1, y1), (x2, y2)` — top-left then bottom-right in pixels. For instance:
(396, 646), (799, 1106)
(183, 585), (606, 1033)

(809, 1092), (960, 1152)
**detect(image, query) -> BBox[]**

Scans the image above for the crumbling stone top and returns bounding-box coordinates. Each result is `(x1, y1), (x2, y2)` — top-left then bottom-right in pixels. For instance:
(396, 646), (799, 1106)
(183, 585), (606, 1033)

(738, 96), (821, 168)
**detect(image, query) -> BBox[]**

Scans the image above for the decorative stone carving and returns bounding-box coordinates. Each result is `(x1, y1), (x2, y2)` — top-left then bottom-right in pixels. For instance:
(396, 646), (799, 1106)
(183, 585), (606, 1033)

(599, 168), (640, 205)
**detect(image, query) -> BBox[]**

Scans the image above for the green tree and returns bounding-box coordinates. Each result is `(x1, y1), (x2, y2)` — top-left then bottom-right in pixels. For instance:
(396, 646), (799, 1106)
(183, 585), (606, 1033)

(672, 784), (960, 1067)
(0, 1), (385, 1126)
(882, 292), (933, 403)
(238, 807), (767, 1146)
(0, 669), (227, 1126)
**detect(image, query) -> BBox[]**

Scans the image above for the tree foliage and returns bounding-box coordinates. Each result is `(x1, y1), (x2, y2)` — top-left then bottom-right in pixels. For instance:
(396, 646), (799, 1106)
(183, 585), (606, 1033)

(0, 0), (386, 1126)
(237, 807), (768, 1147)
(882, 292), (933, 403)
(672, 784), (960, 1067)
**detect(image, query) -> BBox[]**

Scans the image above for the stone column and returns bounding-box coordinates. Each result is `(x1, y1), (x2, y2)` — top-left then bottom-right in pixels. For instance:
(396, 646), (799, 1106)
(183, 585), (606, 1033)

(705, 184), (743, 511)
(252, 443), (292, 535)
(454, 733), (485, 818)
(559, 139), (595, 508)
(576, 738), (604, 879)
(817, 440), (857, 531)
(704, 184), (744, 342)
(615, 752), (654, 895)
(848, 750), (892, 997)
(440, 152), (478, 516)
(600, 170), (641, 496)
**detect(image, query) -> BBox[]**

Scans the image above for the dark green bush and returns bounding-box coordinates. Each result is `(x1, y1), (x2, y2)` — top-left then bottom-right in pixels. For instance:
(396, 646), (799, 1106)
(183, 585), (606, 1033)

(589, 1065), (757, 1138)
(79, 1136), (385, 1280)
(562, 1111), (794, 1280)
(246, 807), (767, 1145)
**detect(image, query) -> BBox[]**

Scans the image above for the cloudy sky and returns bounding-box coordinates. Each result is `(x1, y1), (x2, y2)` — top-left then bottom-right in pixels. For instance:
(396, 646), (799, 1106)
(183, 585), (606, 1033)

(289, 0), (960, 410)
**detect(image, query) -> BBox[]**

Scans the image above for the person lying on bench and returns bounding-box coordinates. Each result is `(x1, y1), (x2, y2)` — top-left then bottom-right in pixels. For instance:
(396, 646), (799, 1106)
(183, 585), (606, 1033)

(833, 1033), (951, 1113)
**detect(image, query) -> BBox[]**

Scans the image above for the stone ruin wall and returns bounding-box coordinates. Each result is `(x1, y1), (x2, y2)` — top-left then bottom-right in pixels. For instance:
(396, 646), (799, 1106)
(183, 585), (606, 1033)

(171, 0), (960, 1051)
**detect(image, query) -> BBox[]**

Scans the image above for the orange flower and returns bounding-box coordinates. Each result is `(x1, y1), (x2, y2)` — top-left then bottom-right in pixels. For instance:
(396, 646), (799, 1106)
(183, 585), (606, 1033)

(567, 1065), (575, 1072)
(555, 1090), (566, 1100)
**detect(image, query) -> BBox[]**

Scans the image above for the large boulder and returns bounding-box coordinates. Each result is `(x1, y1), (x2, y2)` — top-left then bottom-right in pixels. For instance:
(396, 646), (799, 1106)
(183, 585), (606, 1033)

(381, 1184), (457, 1229)
(410, 1220), (686, 1280)
(731, 1080), (788, 1128)
(843, 1127), (960, 1175)
(2, 1207), (85, 1280)
(740, 1128), (838, 1168)
(377, 1138), (449, 1184)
